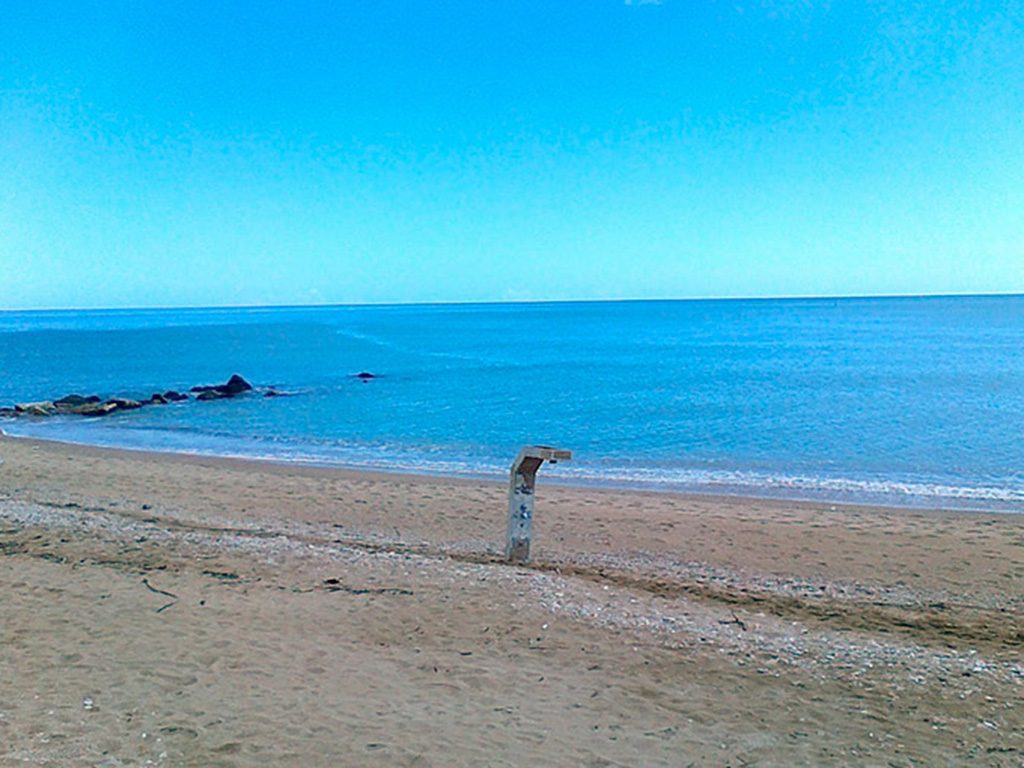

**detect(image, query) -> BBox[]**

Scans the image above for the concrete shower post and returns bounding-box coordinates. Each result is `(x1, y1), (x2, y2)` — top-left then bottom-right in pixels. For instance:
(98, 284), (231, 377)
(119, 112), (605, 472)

(506, 446), (572, 564)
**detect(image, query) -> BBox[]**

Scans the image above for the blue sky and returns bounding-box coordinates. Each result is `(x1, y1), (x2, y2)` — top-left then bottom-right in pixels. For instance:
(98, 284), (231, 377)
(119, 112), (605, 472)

(1, 1), (1022, 308)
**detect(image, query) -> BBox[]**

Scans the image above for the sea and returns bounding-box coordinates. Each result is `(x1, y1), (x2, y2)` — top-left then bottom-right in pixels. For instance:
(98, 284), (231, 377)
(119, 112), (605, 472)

(1, 296), (1022, 512)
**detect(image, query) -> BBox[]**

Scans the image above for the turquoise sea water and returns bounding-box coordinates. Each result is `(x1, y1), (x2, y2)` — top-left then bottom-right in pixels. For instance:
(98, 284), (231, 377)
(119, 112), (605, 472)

(1, 297), (1022, 511)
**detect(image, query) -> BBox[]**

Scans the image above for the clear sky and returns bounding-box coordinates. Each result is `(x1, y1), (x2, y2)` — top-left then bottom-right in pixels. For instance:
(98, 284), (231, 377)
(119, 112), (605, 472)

(1, 1), (1022, 309)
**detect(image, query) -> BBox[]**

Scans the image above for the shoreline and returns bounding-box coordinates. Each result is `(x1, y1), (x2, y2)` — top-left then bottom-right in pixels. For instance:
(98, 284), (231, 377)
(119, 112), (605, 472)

(1, 428), (1018, 517)
(2, 431), (1020, 589)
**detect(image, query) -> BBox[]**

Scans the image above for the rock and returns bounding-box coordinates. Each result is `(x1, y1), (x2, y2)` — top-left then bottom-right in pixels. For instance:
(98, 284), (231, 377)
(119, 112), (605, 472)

(223, 374), (253, 395)
(54, 394), (101, 407)
(263, 388), (300, 398)
(75, 402), (119, 417)
(14, 401), (56, 415)
(4, 375), (257, 418)
(107, 398), (143, 410)
(54, 394), (104, 414)
(62, 403), (95, 415)
(196, 390), (230, 401)
(354, 372), (377, 380)
(191, 374), (253, 398)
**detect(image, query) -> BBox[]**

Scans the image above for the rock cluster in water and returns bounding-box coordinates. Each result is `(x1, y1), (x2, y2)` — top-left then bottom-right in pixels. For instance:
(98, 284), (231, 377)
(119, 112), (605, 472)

(0, 374), (253, 420)
(190, 374), (254, 401)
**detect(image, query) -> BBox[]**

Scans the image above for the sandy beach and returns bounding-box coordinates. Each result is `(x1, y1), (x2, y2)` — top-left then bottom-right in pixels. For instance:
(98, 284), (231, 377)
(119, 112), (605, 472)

(0, 434), (1021, 766)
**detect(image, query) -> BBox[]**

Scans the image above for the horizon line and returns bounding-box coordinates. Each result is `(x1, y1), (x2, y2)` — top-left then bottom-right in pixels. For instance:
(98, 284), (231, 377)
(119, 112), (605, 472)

(2, 290), (1022, 313)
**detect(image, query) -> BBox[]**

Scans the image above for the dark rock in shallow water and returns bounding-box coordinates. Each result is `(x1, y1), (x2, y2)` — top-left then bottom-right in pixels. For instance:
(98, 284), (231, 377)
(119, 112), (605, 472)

(223, 374), (253, 394)
(15, 401), (56, 416)
(54, 394), (101, 407)
(75, 402), (119, 417)
(263, 388), (298, 398)
(196, 389), (230, 401)
(108, 398), (143, 410)
(72, 398), (141, 416)
(353, 372), (377, 380)
(191, 374), (253, 398)
(2, 375), (254, 419)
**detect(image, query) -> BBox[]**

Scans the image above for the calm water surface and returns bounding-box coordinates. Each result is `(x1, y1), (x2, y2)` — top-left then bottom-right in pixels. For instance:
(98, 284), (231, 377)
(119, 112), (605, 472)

(1, 297), (1022, 511)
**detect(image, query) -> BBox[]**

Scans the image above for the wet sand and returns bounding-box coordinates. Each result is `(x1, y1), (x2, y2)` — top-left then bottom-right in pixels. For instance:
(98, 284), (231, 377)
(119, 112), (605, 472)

(1, 434), (1022, 766)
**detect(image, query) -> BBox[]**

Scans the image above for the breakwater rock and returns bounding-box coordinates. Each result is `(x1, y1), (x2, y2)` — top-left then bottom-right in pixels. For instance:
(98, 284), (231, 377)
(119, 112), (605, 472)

(191, 374), (253, 400)
(0, 374), (254, 420)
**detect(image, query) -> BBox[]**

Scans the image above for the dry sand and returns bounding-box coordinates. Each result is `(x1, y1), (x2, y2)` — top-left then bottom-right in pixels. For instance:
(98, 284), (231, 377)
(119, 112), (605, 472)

(0, 434), (1021, 766)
